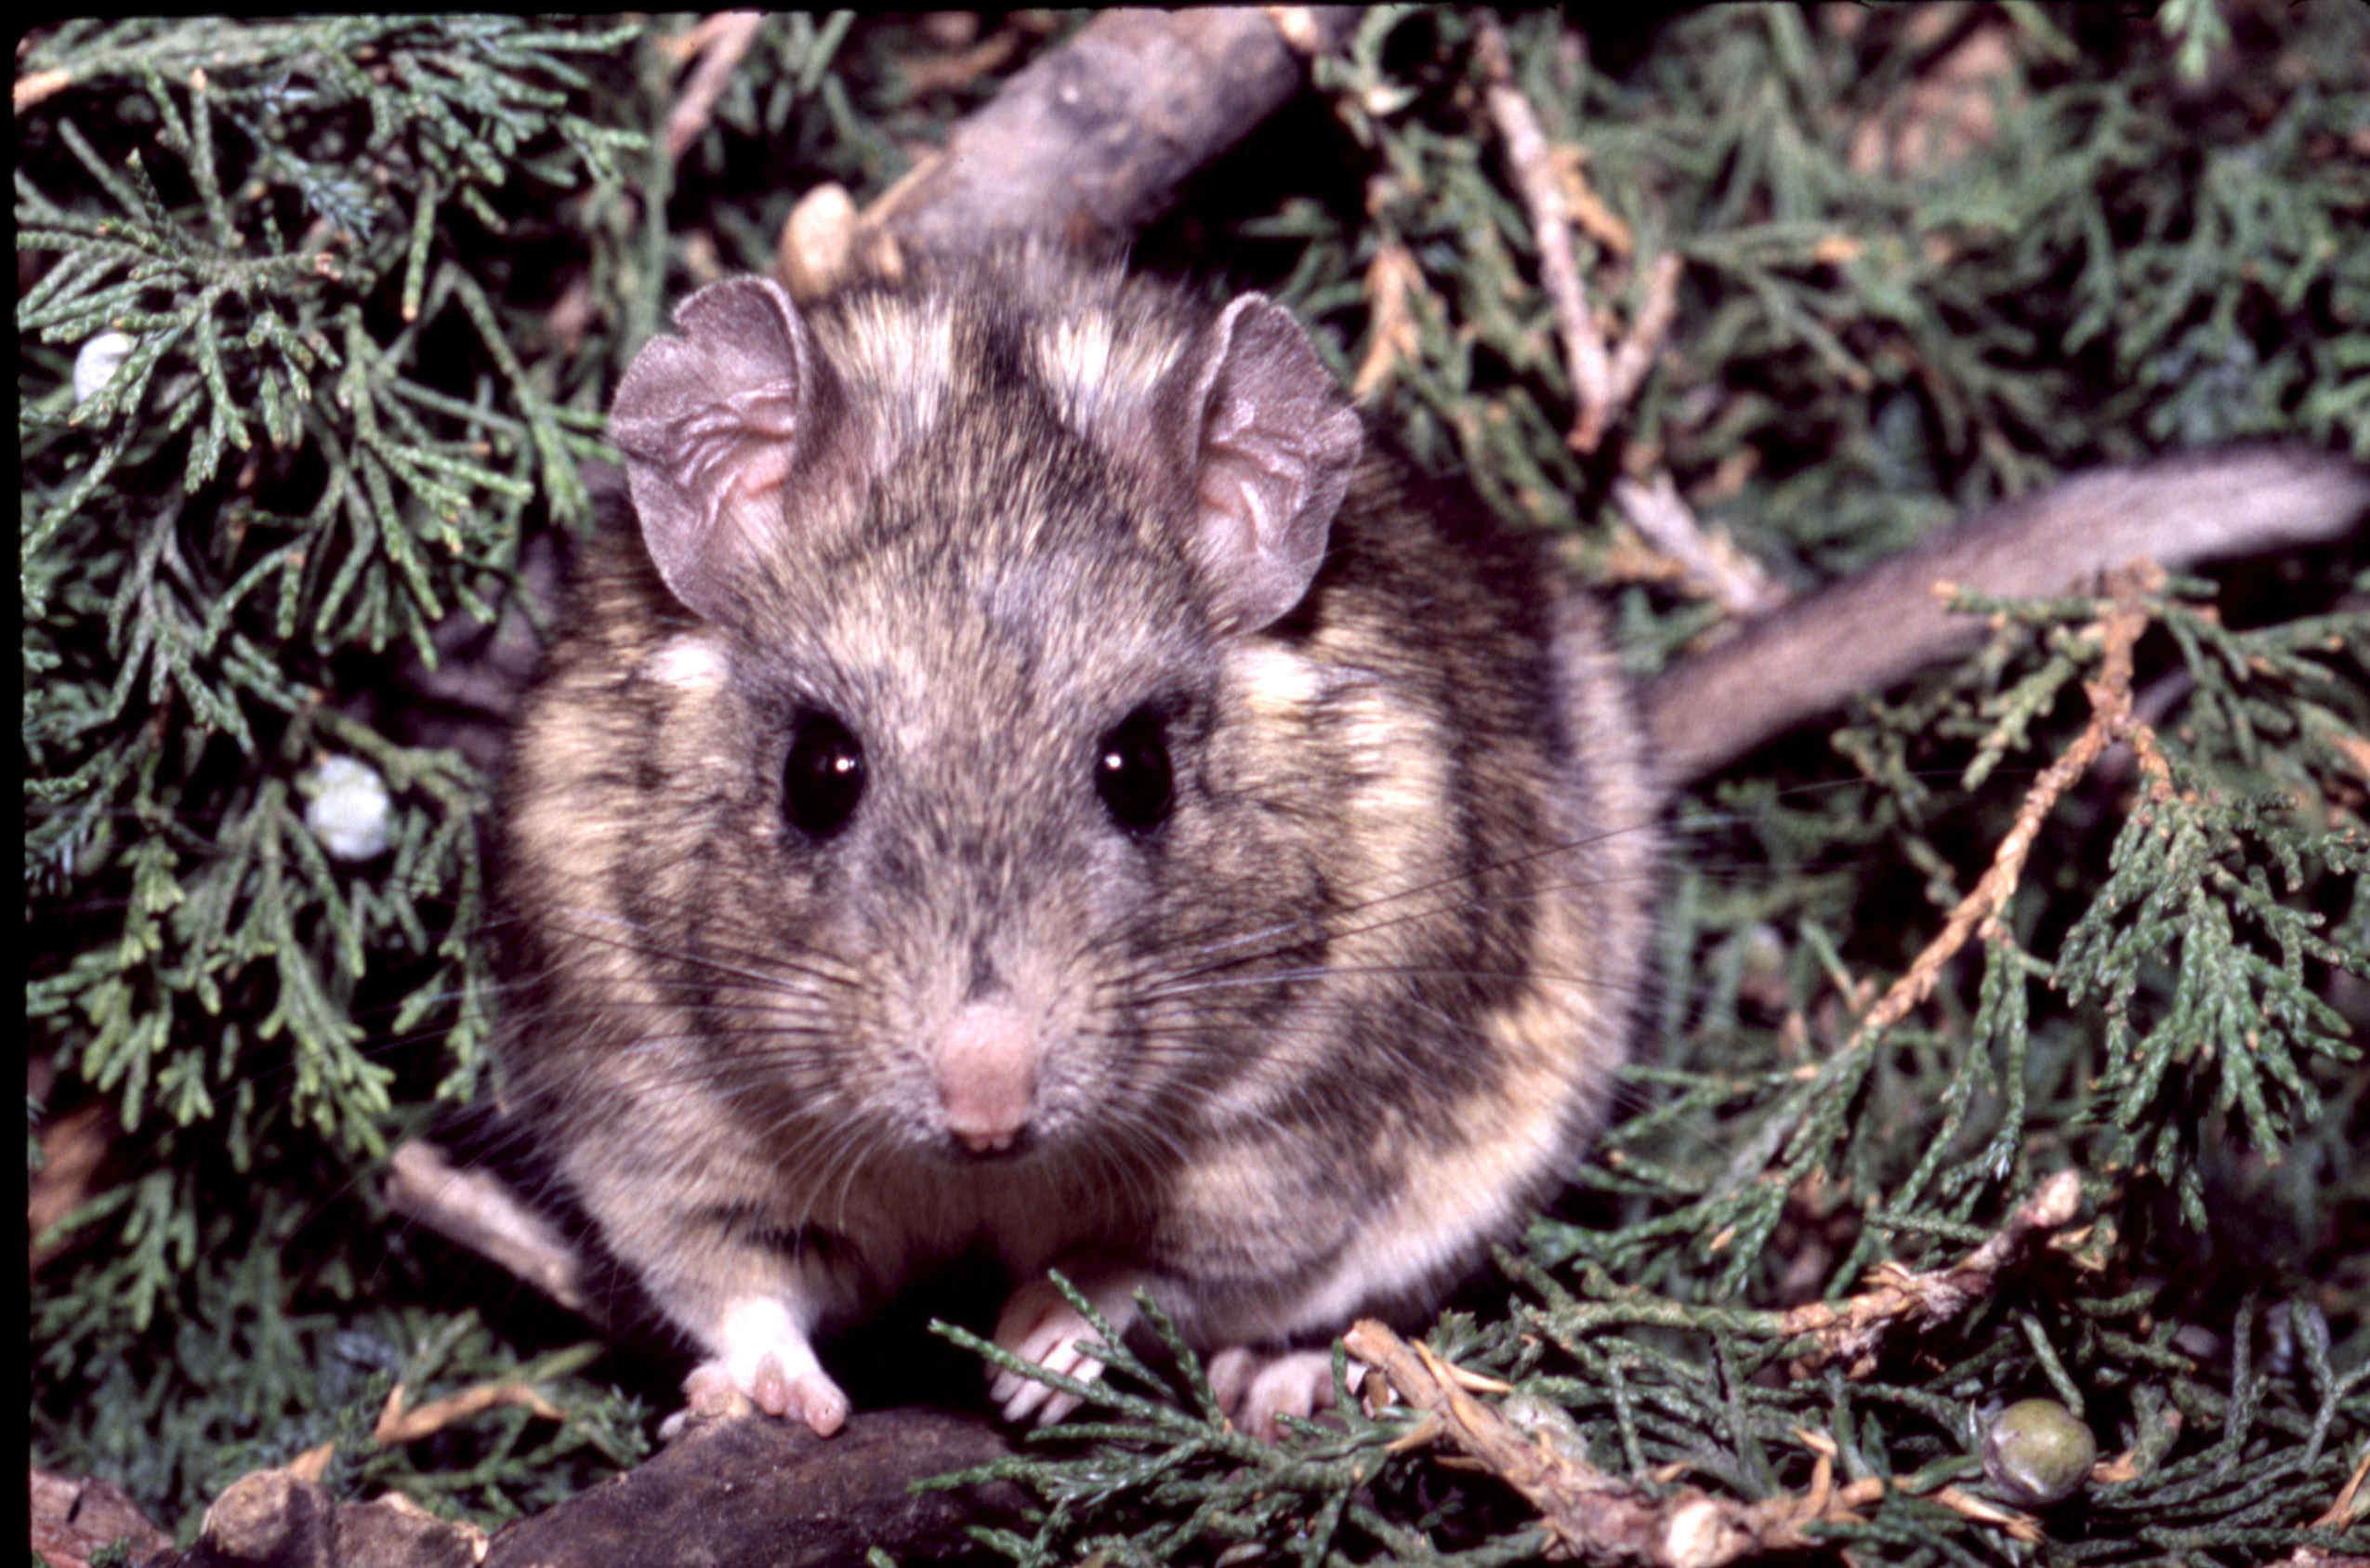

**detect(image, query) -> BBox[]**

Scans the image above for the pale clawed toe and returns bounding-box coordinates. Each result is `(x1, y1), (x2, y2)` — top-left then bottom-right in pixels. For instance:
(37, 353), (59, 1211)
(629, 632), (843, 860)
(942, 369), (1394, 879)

(688, 1297), (851, 1437)
(988, 1272), (1145, 1425)
(1219, 1347), (1363, 1441)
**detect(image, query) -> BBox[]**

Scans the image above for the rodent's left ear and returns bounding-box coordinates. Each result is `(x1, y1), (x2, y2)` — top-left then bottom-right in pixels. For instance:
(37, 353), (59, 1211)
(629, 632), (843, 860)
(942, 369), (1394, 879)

(1169, 296), (1363, 633)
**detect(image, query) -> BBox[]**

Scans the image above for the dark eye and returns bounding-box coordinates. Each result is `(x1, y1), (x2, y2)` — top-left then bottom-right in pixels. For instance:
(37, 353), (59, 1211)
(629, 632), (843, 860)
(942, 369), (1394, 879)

(783, 712), (865, 837)
(1094, 706), (1173, 833)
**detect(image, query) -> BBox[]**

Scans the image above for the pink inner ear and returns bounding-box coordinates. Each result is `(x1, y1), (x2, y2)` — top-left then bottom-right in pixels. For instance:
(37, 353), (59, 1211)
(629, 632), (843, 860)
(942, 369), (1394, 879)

(1197, 436), (1297, 556)
(689, 386), (806, 521)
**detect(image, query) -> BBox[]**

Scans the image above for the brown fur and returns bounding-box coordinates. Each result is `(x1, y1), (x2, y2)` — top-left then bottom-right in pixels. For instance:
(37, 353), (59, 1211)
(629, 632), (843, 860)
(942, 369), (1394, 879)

(494, 252), (1654, 1421)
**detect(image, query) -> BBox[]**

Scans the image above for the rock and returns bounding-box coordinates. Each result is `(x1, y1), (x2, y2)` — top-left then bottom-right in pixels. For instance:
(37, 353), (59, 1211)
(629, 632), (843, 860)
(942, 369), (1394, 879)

(155, 1469), (485, 1568)
(30, 1468), (176, 1568)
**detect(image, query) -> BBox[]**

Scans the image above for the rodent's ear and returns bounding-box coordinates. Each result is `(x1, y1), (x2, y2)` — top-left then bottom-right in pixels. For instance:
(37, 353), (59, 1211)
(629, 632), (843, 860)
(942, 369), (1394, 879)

(607, 278), (848, 623)
(1171, 296), (1363, 633)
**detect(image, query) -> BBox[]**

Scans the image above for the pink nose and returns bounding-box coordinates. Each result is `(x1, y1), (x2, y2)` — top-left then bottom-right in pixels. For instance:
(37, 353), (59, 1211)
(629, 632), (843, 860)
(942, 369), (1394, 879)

(937, 1002), (1035, 1153)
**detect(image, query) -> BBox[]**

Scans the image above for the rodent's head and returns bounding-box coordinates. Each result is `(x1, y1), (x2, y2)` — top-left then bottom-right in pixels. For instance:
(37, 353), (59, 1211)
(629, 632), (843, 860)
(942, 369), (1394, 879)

(564, 261), (1365, 1172)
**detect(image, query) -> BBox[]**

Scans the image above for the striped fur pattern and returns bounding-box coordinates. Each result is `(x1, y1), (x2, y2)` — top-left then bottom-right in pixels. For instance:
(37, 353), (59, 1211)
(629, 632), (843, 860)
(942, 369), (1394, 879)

(494, 248), (1657, 1434)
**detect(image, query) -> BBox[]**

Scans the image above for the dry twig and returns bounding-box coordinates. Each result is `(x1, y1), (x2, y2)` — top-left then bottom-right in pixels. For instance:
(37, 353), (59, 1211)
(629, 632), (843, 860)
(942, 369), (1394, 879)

(1840, 561), (2163, 1040)
(1476, 22), (1604, 438)
(897, 24), (1024, 97)
(2309, 1442), (2370, 1529)
(375, 1377), (568, 1445)
(1347, 1320), (2049, 1565)
(15, 66), (72, 111)
(29, 1102), (111, 1270)
(663, 11), (766, 162)
(1476, 20), (1681, 454)
(1348, 1317), (1831, 1566)
(383, 1139), (593, 1318)
(1352, 242), (1429, 401)
(1613, 472), (1787, 616)
(1772, 1169), (2086, 1376)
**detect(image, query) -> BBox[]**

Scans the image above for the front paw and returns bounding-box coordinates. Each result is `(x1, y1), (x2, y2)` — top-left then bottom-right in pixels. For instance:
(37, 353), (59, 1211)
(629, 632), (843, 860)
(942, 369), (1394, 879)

(1207, 1346), (1366, 1441)
(988, 1271), (1145, 1425)
(678, 1296), (851, 1438)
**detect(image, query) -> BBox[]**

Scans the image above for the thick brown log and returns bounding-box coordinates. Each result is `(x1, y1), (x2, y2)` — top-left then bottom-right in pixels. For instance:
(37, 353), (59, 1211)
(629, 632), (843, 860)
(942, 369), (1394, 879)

(870, 8), (1361, 256)
(141, 1408), (1021, 1568)
(480, 1408), (1022, 1568)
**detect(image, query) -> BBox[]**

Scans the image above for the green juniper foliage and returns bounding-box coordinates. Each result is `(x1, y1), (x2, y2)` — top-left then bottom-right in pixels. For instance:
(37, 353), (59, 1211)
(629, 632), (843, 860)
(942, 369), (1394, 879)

(22, 7), (2369, 1561)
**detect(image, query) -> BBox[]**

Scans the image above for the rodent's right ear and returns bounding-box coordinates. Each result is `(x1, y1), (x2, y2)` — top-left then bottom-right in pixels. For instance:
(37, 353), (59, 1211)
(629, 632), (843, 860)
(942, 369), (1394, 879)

(1160, 296), (1363, 635)
(607, 278), (849, 623)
